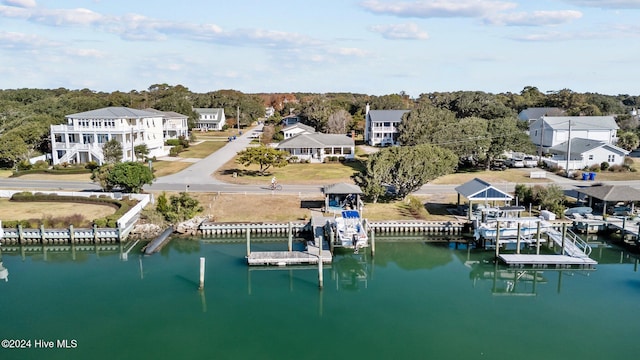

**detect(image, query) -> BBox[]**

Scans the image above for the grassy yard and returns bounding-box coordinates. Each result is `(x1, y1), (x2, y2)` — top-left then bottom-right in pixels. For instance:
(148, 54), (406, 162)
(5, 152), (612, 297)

(151, 161), (193, 177)
(153, 192), (459, 222)
(0, 199), (116, 226)
(215, 158), (364, 185)
(178, 140), (229, 159)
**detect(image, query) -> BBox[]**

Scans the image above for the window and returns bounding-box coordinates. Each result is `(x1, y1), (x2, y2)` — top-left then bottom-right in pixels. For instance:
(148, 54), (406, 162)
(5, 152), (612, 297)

(588, 155), (594, 160)
(608, 155), (615, 163)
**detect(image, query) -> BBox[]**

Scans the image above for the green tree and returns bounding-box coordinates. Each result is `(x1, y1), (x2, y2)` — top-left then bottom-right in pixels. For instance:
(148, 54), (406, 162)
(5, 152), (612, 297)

(0, 133), (29, 167)
(354, 144), (458, 201)
(484, 117), (536, 169)
(532, 184), (566, 216)
(91, 163), (116, 191)
(156, 192), (203, 223)
(103, 139), (123, 164)
(235, 145), (290, 175)
(134, 144), (150, 161)
(617, 131), (639, 151)
(105, 161), (155, 193)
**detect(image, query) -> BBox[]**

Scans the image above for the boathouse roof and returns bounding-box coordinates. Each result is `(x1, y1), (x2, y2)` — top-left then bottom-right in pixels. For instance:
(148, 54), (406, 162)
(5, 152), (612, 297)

(323, 183), (363, 195)
(455, 178), (513, 202)
(576, 184), (640, 202)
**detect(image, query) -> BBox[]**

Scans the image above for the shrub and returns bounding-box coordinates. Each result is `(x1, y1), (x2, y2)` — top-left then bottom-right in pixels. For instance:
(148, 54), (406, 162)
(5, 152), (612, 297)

(608, 164), (628, 172)
(166, 139), (181, 146)
(338, 156), (346, 162)
(588, 164), (600, 172)
(32, 160), (49, 170)
(16, 160), (32, 171)
(85, 161), (99, 171)
(169, 145), (184, 156)
(600, 161), (610, 171)
(406, 196), (428, 219)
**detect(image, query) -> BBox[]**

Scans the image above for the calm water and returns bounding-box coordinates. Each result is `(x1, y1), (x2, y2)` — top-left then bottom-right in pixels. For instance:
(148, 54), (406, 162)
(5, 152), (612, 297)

(1, 236), (640, 360)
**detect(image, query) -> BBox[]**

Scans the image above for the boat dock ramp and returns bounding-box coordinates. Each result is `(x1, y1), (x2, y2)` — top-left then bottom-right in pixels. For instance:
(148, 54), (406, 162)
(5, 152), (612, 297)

(245, 216), (333, 266)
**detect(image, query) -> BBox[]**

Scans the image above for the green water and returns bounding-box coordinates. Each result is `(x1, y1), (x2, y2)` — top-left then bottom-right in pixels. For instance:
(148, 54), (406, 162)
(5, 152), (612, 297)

(2, 237), (640, 360)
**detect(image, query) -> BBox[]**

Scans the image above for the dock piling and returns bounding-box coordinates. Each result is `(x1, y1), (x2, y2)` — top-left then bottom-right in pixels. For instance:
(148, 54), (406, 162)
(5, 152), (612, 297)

(199, 257), (205, 290)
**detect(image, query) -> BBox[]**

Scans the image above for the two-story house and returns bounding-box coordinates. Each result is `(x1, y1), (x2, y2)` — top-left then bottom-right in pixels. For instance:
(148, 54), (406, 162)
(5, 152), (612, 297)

(529, 116), (619, 150)
(194, 108), (226, 130)
(144, 108), (189, 139)
(364, 104), (410, 146)
(50, 107), (168, 165)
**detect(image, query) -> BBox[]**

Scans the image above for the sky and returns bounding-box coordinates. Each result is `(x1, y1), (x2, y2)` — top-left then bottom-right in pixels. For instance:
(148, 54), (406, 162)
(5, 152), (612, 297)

(1, 0), (639, 97)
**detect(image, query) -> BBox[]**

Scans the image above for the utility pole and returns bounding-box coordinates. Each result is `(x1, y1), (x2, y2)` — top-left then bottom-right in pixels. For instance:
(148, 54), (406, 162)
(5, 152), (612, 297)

(565, 121), (572, 177)
(237, 106), (240, 134)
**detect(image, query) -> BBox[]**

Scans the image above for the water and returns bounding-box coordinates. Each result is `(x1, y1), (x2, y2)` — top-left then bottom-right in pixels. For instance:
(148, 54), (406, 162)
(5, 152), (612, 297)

(1, 237), (640, 360)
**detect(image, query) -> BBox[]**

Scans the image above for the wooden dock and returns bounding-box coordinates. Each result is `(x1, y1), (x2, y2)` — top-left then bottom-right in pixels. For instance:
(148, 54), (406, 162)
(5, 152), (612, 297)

(499, 254), (597, 267)
(247, 244), (332, 266)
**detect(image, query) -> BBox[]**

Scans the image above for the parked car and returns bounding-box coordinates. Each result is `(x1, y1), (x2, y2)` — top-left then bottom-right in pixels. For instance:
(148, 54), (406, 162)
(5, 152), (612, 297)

(490, 159), (507, 171)
(523, 156), (537, 168)
(505, 158), (524, 168)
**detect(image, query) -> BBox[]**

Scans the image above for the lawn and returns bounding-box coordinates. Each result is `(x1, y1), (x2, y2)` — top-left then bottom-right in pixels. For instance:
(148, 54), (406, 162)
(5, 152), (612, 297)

(215, 158), (364, 185)
(179, 140), (229, 159)
(431, 168), (551, 185)
(0, 198), (116, 226)
(151, 161), (193, 177)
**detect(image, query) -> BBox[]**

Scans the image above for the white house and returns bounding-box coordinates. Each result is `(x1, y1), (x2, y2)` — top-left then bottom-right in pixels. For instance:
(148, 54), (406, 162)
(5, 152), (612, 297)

(529, 116), (619, 151)
(545, 138), (629, 171)
(194, 108), (226, 130)
(364, 104), (410, 146)
(50, 107), (167, 165)
(282, 123), (315, 139)
(276, 133), (355, 163)
(144, 108), (189, 139)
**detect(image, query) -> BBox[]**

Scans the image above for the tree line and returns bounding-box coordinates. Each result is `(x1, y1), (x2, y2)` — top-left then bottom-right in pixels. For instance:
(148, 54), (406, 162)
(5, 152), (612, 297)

(1, 84), (639, 169)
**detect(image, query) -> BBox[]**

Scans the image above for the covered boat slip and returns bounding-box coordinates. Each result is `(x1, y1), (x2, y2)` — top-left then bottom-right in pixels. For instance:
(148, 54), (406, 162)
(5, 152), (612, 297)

(455, 178), (514, 220)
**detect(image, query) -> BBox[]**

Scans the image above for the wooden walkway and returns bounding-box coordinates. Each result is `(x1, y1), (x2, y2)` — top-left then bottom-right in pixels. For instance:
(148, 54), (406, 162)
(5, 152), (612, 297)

(499, 254), (597, 267)
(247, 244), (332, 266)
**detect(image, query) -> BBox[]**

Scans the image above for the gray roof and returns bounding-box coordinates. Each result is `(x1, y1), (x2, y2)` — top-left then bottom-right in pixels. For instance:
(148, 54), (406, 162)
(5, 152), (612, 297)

(518, 107), (565, 120)
(549, 138), (629, 157)
(540, 116), (618, 130)
(368, 109), (410, 122)
(454, 178), (513, 201)
(194, 108), (224, 115)
(66, 107), (159, 119)
(282, 122), (315, 133)
(323, 183), (363, 195)
(276, 133), (354, 148)
(144, 108), (188, 119)
(577, 185), (640, 202)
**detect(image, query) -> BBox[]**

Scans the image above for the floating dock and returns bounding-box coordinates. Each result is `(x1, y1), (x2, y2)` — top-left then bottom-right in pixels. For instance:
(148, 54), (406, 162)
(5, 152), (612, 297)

(246, 245), (332, 266)
(499, 254), (597, 267)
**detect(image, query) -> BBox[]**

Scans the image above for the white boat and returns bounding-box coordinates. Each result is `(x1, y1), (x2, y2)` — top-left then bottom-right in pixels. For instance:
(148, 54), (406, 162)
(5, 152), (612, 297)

(474, 218), (541, 240)
(334, 210), (368, 251)
(474, 206), (541, 240)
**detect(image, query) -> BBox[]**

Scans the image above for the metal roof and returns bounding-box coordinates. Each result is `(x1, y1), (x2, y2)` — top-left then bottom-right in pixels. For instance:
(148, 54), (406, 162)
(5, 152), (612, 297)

(518, 107), (565, 120)
(549, 138), (629, 157)
(367, 109), (410, 122)
(276, 133), (354, 148)
(66, 107), (159, 119)
(282, 123), (315, 133)
(540, 116), (618, 130)
(144, 108), (188, 118)
(323, 183), (363, 195)
(454, 178), (513, 201)
(577, 185), (640, 202)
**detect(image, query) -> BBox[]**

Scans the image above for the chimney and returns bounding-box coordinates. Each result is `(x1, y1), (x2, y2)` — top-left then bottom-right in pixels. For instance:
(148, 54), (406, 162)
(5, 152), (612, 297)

(365, 103), (370, 115)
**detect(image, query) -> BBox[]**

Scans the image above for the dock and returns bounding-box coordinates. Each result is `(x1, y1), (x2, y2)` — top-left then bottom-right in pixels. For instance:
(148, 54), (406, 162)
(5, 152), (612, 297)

(499, 254), (597, 267)
(246, 245), (332, 266)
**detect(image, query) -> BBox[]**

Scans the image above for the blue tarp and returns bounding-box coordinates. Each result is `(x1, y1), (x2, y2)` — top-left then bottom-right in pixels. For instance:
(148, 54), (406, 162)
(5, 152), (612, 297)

(341, 210), (360, 219)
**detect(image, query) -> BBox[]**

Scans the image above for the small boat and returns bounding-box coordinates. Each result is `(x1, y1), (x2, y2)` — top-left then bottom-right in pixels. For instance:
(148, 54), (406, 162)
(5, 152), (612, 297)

(474, 206), (541, 240)
(334, 210), (368, 251)
(564, 207), (593, 216)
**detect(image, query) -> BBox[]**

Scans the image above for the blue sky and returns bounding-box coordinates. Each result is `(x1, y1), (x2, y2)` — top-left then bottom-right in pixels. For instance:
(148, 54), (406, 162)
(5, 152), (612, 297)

(1, 0), (639, 96)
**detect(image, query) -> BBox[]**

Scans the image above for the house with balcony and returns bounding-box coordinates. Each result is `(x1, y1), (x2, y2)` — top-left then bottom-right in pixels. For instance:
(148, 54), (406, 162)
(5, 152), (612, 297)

(50, 107), (167, 165)
(194, 108), (226, 130)
(144, 108), (189, 139)
(529, 116), (619, 152)
(364, 104), (410, 146)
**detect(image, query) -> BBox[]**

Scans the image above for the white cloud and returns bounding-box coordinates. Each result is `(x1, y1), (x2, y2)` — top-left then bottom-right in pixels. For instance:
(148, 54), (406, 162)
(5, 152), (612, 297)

(331, 47), (370, 57)
(561, 0), (640, 9)
(0, 30), (57, 49)
(485, 10), (583, 26)
(65, 48), (105, 58)
(2, 0), (36, 8)
(369, 23), (429, 39)
(360, 0), (517, 18)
